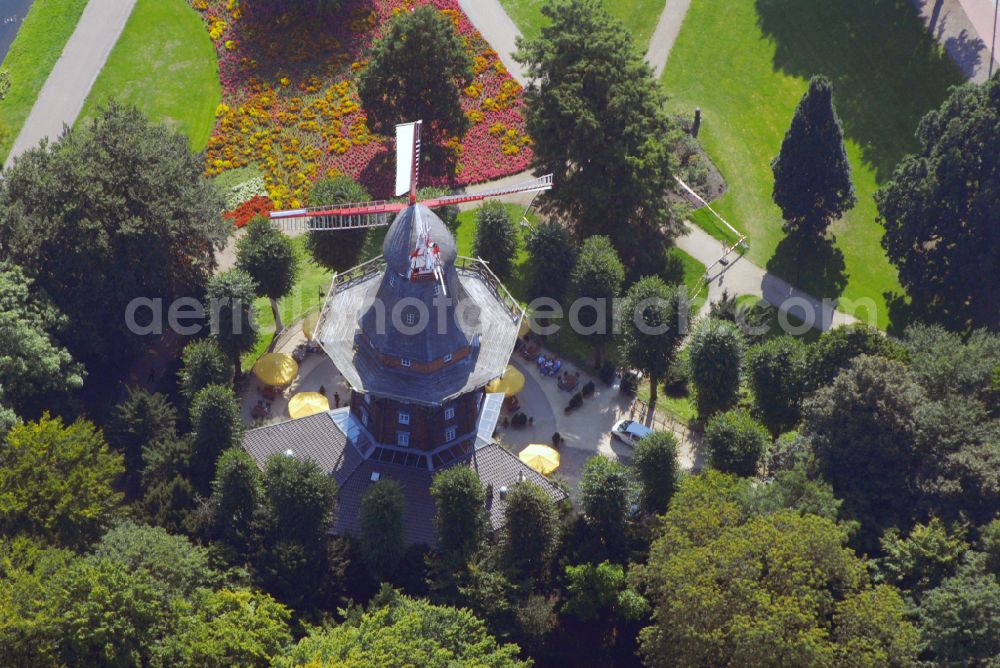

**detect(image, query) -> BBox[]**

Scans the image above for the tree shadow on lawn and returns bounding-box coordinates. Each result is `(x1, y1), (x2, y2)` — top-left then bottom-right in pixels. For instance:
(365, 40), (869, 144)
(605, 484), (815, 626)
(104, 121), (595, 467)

(755, 0), (966, 182)
(766, 232), (848, 301)
(231, 0), (372, 89)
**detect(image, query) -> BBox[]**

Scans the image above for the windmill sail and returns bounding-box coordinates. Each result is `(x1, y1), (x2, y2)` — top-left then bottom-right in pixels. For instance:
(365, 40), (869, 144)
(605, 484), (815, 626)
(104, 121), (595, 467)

(395, 121), (421, 200)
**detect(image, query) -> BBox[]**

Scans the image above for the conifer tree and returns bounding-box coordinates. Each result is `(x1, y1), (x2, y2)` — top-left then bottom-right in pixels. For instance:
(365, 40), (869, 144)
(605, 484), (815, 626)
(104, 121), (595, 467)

(772, 76), (856, 236)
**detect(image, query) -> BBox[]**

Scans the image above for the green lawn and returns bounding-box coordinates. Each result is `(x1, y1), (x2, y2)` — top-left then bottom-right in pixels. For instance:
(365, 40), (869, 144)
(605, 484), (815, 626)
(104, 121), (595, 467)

(78, 0), (219, 150)
(499, 0), (666, 49)
(0, 0), (89, 163)
(662, 0), (964, 329)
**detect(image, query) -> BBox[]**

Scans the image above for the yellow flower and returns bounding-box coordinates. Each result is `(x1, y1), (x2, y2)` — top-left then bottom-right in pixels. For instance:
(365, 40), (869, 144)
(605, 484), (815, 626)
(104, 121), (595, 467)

(279, 77), (291, 87)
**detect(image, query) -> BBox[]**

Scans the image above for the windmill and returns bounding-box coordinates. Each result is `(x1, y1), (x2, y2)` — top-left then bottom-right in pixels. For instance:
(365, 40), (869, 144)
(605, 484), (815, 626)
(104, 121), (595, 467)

(269, 120), (553, 296)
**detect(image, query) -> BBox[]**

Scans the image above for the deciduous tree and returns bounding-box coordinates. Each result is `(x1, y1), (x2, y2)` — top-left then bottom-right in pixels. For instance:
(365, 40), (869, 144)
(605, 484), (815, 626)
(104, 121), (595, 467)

(473, 201), (518, 280)
(704, 409), (770, 477)
(570, 236), (624, 367)
(806, 322), (905, 390)
(430, 466), (486, 568)
(358, 5), (473, 140)
(802, 355), (925, 548)
(189, 384), (243, 490)
(0, 415), (122, 548)
(618, 276), (685, 406)
(275, 587), (528, 667)
(631, 431), (679, 515)
(562, 560), (648, 623)
(359, 479), (406, 580)
(878, 518), (967, 598)
(208, 448), (263, 552)
(0, 261), (83, 418)
(746, 336), (807, 434)
(156, 588), (292, 667)
(579, 456), (634, 561)
(206, 269), (258, 378)
(93, 520), (222, 595)
(876, 75), (1000, 331)
(637, 493), (918, 667)
(525, 220), (577, 303)
(261, 453), (336, 549)
(0, 102), (227, 364)
(236, 215), (298, 332)
(688, 318), (745, 418)
(178, 338), (232, 401)
(500, 481), (558, 583)
(516, 0), (681, 274)
(916, 565), (1000, 665)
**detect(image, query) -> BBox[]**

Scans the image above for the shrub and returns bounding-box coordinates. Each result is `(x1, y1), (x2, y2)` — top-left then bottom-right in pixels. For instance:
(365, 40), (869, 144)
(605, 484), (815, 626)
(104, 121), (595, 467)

(704, 409), (770, 477)
(620, 371), (639, 397)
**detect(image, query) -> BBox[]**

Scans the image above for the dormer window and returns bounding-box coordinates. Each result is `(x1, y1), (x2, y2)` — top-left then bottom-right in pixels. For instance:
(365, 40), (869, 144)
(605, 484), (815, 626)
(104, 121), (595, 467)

(398, 410), (410, 425)
(444, 406), (455, 421)
(445, 426), (457, 442)
(401, 358), (411, 367)
(443, 353), (453, 363)
(397, 431), (410, 447)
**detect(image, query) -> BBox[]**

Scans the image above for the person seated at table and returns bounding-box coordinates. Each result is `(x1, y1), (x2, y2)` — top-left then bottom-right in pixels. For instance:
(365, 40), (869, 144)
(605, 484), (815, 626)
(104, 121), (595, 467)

(537, 354), (545, 368)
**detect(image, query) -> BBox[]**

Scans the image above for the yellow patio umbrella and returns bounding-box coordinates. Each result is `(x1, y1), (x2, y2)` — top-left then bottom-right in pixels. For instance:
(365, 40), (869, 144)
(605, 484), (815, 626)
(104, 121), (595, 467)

(485, 365), (525, 397)
(253, 352), (299, 387)
(302, 311), (321, 340)
(519, 444), (560, 475)
(288, 392), (330, 419)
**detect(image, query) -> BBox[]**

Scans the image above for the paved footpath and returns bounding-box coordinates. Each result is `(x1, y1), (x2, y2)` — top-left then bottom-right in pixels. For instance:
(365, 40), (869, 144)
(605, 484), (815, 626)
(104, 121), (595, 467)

(647, 0), (693, 77)
(5, 0), (137, 168)
(676, 225), (859, 330)
(910, 0), (1000, 82)
(457, 0), (528, 85)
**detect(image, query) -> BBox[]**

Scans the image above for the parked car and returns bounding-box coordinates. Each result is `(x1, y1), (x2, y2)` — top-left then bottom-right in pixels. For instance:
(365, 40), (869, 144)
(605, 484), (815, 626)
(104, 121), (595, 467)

(610, 419), (653, 446)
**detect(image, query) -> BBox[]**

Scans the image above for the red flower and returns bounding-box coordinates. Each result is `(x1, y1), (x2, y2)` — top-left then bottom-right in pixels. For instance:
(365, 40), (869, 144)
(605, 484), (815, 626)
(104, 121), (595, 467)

(224, 195), (274, 228)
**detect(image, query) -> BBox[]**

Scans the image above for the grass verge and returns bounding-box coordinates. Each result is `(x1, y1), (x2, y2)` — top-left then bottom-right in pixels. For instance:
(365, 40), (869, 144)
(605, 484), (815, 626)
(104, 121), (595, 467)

(663, 0), (964, 329)
(0, 0), (88, 162)
(499, 0), (666, 50)
(78, 0), (220, 151)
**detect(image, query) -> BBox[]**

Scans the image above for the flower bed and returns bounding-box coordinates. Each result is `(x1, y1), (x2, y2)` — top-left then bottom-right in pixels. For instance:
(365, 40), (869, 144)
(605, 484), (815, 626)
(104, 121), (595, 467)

(224, 194), (274, 228)
(193, 0), (533, 208)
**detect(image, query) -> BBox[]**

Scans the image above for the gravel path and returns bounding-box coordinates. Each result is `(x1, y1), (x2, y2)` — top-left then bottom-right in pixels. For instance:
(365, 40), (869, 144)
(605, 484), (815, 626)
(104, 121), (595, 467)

(5, 0), (137, 167)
